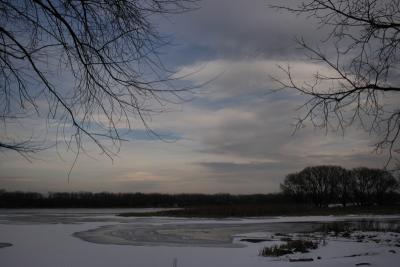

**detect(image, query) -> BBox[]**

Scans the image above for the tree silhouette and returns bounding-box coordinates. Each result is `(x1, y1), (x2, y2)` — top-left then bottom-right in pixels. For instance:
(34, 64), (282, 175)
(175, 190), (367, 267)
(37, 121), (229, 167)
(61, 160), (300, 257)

(282, 165), (399, 206)
(0, 0), (197, 159)
(272, 0), (400, 167)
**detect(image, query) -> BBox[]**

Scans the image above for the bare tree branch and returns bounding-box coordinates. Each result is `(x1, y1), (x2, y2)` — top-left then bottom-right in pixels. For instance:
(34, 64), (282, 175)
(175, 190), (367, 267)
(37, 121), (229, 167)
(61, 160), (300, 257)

(0, 0), (199, 159)
(272, 0), (400, 167)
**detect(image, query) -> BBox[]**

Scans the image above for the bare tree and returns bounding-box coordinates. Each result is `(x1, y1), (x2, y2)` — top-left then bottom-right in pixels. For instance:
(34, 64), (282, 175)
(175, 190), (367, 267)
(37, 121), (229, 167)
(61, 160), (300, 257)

(281, 172), (307, 202)
(272, 0), (400, 166)
(282, 165), (346, 207)
(301, 165), (343, 207)
(350, 167), (398, 205)
(282, 165), (398, 206)
(335, 167), (353, 207)
(0, 0), (198, 159)
(351, 167), (378, 206)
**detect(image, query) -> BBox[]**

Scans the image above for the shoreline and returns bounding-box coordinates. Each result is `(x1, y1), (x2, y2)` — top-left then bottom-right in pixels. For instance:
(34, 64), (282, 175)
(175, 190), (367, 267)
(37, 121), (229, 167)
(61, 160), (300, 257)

(117, 204), (400, 218)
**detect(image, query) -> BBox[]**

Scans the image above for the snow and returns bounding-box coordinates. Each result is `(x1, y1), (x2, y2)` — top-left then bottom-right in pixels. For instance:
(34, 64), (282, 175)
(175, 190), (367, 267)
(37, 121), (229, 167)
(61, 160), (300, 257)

(0, 209), (399, 267)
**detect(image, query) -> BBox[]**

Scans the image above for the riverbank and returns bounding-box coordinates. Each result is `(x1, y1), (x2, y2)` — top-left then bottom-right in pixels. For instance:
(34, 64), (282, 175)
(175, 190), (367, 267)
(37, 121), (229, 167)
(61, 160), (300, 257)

(118, 204), (400, 218)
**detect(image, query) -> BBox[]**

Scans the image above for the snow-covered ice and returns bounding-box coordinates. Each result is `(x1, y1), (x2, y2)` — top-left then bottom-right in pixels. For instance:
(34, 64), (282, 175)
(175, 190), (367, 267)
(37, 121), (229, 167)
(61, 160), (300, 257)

(0, 209), (399, 267)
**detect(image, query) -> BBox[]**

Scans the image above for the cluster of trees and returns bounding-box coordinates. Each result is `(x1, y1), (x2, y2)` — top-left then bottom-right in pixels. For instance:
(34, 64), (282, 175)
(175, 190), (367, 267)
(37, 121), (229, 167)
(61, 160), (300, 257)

(0, 190), (287, 208)
(281, 166), (400, 207)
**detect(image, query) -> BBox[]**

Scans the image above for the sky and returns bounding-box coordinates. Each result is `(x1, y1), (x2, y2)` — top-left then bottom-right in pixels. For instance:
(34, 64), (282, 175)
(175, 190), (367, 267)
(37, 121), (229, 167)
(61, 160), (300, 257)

(0, 0), (391, 194)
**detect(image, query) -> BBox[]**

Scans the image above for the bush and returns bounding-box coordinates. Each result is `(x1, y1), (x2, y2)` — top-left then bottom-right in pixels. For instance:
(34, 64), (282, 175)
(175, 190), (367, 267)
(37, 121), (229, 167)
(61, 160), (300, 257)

(259, 239), (318, 257)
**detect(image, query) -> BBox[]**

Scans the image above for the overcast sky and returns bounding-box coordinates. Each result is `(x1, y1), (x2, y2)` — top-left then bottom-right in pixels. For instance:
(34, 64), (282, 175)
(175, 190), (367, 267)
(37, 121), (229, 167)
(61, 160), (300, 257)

(0, 0), (388, 194)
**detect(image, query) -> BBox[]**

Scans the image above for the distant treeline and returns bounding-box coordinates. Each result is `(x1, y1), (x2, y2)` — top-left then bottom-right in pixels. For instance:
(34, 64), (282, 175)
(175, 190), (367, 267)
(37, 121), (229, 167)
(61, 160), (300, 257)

(0, 190), (289, 208)
(1, 165), (399, 208)
(281, 166), (400, 207)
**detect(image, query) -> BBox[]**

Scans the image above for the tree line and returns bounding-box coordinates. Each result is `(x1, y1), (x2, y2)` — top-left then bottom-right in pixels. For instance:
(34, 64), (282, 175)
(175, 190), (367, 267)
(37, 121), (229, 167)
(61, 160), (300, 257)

(1, 165), (399, 208)
(281, 166), (400, 207)
(0, 191), (288, 208)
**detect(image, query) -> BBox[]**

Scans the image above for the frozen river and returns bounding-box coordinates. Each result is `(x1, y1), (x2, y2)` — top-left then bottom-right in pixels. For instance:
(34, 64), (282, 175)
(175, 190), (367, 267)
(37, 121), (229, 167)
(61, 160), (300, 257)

(1, 209), (400, 267)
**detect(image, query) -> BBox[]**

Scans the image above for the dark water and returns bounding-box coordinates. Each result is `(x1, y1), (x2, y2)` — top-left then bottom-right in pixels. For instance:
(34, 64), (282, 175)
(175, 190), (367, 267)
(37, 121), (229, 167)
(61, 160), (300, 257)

(316, 219), (400, 233)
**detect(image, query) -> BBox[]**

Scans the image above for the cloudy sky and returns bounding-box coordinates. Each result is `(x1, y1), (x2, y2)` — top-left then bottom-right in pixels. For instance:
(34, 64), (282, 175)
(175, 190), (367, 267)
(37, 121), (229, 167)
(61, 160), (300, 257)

(0, 0), (389, 194)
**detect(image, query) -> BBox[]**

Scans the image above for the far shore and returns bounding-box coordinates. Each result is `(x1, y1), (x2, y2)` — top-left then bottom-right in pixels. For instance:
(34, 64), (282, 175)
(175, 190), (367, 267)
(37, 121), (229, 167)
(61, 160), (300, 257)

(117, 204), (400, 218)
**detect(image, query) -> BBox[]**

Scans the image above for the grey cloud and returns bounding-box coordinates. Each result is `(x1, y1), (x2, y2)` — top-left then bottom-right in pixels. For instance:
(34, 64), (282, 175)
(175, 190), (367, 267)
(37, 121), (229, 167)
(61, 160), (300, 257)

(190, 161), (285, 192)
(193, 95), (387, 170)
(0, 176), (38, 182)
(198, 161), (277, 173)
(304, 152), (388, 169)
(198, 100), (299, 157)
(163, 0), (330, 62)
(176, 59), (333, 103)
(0, 0), (390, 194)
(197, 160), (300, 177)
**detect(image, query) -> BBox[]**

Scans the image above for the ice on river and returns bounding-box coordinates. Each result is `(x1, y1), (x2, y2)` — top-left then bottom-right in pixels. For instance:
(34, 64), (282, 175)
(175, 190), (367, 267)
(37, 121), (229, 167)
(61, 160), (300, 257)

(0, 209), (400, 267)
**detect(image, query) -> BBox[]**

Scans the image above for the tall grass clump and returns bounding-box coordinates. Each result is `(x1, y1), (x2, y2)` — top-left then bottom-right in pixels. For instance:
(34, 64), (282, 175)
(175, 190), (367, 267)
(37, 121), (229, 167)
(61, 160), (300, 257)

(259, 239), (318, 257)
